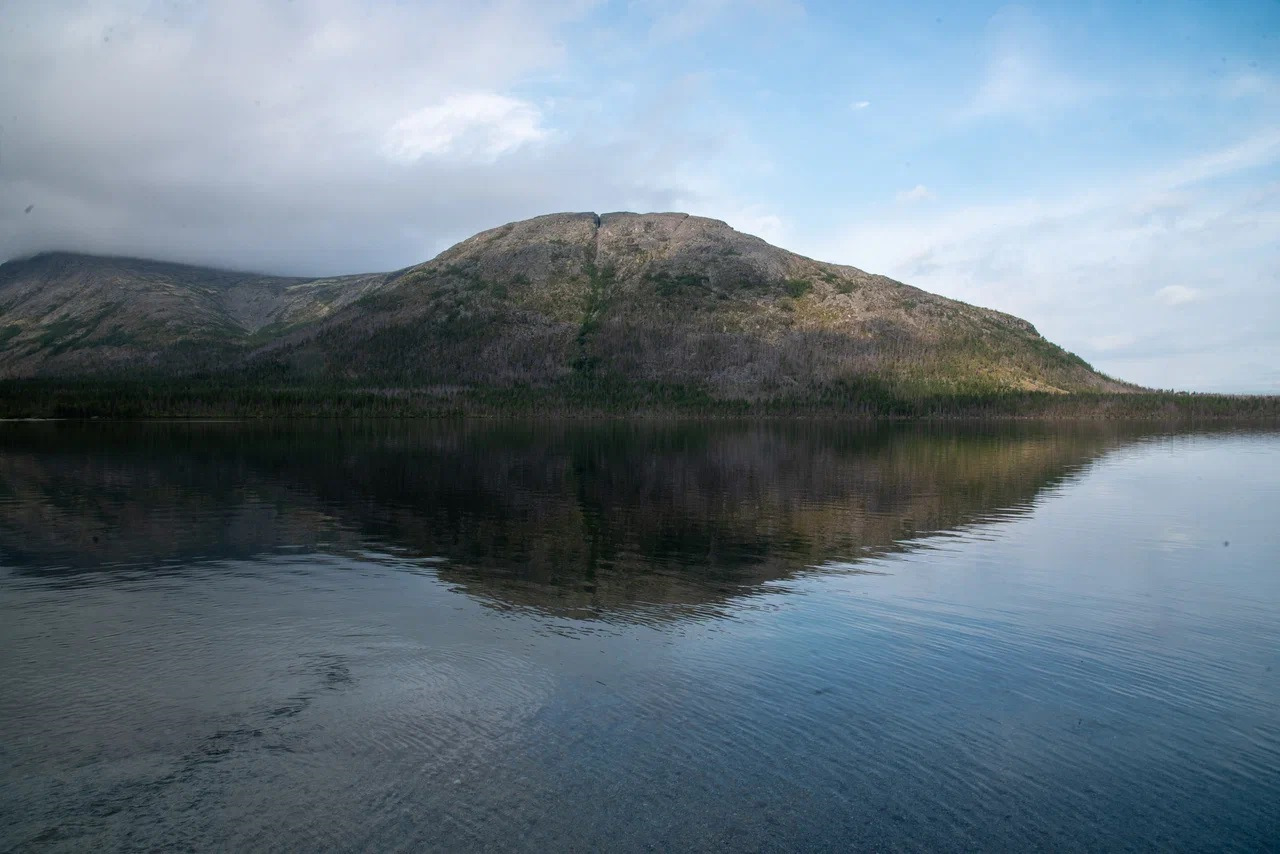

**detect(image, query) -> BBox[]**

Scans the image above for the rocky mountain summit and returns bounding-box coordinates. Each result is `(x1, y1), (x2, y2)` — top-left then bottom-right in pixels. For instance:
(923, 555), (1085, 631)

(0, 212), (1133, 399)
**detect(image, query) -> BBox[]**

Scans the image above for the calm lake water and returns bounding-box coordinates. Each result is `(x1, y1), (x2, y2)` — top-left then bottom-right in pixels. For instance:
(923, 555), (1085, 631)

(1, 420), (1278, 852)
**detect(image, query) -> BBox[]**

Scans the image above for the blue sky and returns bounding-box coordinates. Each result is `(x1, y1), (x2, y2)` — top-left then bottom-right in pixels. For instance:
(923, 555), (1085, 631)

(2, 0), (1277, 391)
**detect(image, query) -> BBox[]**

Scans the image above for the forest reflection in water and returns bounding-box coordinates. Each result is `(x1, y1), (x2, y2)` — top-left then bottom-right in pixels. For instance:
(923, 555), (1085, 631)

(1, 419), (1136, 619)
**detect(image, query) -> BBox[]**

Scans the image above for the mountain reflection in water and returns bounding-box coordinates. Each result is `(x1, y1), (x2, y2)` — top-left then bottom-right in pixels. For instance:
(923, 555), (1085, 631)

(2, 420), (1123, 619)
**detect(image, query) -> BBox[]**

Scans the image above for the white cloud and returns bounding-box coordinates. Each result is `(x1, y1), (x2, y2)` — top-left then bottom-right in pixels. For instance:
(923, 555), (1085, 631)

(810, 131), (1280, 391)
(964, 6), (1100, 121)
(1154, 285), (1203, 306)
(895, 184), (934, 204)
(1151, 128), (1280, 188)
(851, 100), (871, 110)
(383, 93), (548, 162)
(0, 0), (737, 275)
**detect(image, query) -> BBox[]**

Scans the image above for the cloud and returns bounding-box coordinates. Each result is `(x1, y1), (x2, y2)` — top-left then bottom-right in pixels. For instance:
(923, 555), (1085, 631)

(1154, 285), (1203, 307)
(383, 93), (549, 162)
(1152, 128), (1280, 188)
(811, 131), (1280, 391)
(0, 0), (760, 275)
(851, 100), (871, 110)
(964, 5), (1100, 121)
(895, 184), (934, 204)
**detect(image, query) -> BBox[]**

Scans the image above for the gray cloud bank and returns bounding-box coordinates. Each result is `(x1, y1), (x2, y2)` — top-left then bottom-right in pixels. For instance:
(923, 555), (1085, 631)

(1, 1), (703, 275)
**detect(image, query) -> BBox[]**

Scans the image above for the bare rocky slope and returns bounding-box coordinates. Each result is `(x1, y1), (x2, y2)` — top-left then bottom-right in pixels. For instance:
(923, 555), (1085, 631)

(1, 212), (1134, 398)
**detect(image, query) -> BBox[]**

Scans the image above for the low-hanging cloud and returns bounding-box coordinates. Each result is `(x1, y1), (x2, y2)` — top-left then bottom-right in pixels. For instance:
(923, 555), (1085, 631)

(0, 0), (756, 275)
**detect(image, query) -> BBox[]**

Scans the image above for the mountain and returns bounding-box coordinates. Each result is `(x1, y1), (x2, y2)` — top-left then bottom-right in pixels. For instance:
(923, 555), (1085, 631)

(1, 212), (1134, 401)
(0, 252), (392, 377)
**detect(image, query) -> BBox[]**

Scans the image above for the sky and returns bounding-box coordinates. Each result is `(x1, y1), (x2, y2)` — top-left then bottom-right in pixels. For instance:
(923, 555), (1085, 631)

(2, 0), (1278, 392)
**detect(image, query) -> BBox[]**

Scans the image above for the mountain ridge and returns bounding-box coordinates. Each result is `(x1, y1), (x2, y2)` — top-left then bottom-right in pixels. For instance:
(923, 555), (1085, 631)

(1, 212), (1137, 400)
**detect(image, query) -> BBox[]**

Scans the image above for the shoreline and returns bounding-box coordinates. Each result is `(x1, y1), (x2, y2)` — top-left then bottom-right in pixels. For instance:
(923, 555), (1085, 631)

(1, 381), (1277, 422)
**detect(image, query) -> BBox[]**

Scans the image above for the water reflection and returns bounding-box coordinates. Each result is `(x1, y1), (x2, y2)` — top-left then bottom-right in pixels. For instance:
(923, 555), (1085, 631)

(2, 420), (1139, 619)
(3, 422), (1278, 852)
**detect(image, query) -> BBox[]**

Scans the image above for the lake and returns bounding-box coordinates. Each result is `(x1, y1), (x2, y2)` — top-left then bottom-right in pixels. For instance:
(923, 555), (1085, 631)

(1, 420), (1277, 852)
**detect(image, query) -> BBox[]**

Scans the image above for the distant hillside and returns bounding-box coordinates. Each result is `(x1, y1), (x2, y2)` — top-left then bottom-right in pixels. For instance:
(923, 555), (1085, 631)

(0, 252), (392, 377)
(1, 212), (1138, 406)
